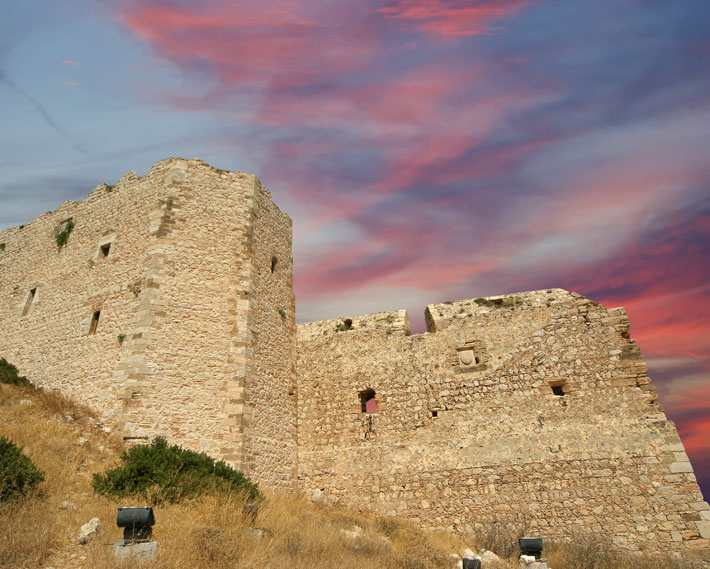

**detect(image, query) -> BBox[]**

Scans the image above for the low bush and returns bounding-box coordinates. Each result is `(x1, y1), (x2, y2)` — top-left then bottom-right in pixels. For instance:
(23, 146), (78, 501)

(0, 436), (45, 501)
(92, 436), (260, 504)
(0, 358), (32, 388)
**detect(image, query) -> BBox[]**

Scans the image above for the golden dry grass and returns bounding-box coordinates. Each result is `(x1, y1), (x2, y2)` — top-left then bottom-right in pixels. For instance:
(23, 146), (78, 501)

(1, 382), (706, 569)
(0, 383), (479, 569)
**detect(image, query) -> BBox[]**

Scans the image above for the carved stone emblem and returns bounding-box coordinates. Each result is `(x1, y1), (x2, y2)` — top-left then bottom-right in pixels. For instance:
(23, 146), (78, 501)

(458, 348), (475, 366)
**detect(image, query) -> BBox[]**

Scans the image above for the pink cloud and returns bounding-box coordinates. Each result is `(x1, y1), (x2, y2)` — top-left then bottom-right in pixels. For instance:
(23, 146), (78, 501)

(62, 59), (81, 65)
(118, 2), (379, 84)
(59, 80), (77, 86)
(378, 0), (532, 37)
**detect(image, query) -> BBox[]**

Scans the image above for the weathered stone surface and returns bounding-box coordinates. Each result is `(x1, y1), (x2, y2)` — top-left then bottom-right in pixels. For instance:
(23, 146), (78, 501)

(0, 158), (296, 489)
(77, 518), (100, 545)
(113, 540), (157, 563)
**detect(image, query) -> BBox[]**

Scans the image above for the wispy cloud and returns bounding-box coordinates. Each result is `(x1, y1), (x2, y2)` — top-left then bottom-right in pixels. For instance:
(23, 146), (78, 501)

(378, 0), (533, 36)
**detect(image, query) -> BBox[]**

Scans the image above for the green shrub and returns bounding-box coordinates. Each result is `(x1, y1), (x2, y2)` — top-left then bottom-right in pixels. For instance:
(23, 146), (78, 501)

(55, 219), (74, 250)
(0, 437), (45, 501)
(92, 436), (260, 504)
(0, 358), (33, 388)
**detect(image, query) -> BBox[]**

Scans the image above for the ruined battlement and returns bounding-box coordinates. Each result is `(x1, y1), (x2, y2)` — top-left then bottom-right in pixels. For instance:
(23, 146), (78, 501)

(1, 160), (708, 561)
(297, 309), (411, 340)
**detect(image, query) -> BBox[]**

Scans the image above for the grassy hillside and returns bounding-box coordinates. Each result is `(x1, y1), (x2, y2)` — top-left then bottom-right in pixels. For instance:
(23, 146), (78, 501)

(0, 380), (705, 569)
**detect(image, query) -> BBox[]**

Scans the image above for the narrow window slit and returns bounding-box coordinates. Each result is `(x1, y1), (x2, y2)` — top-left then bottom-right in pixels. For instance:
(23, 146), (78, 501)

(271, 256), (278, 273)
(100, 243), (111, 259)
(89, 310), (101, 335)
(21, 288), (37, 316)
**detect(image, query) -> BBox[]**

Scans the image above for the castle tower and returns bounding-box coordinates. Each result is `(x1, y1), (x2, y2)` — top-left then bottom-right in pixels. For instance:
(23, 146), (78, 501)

(0, 158), (297, 488)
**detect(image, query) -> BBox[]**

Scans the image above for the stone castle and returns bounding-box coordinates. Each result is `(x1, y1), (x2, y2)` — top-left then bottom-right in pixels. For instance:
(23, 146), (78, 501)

(1, 158), (708, 560)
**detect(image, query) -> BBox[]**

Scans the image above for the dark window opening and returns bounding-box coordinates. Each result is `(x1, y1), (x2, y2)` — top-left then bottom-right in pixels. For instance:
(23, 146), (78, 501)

(100, 243), (111, 259)
(551, 384), (565, 396)
(474, 356), (480, 364)
(359, 388), (377, 414)
(431, 410), (438, 418)
(89, 311), (101, 335)
(271, 256), (278, 273)
(22, 288), (37, 316)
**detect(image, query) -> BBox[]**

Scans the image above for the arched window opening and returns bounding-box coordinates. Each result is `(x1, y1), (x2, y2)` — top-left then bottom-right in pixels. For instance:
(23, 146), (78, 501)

(359, 388), (377, 414)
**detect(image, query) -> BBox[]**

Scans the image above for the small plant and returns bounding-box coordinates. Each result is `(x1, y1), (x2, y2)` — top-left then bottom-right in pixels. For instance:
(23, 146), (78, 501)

(537, 414), (545, 428)
(117, 334), (126, 345)
(13, 285), (19, 292)
(0, 243), (5, 251)
(278, 309), (287, 320)
(55, 219), (74, 251)
(92, 436), (260, 504)
(0, 358), (33, 388)
(104, 184), (114, 191)
(0, 436), (45, 501)
(336, 319), (353, 332)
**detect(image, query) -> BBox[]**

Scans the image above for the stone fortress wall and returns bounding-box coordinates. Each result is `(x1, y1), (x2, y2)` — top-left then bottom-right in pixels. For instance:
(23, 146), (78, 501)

(297, 290), (709, 559)
(0, 158), (297, 488)
(0, 159), (707, 560)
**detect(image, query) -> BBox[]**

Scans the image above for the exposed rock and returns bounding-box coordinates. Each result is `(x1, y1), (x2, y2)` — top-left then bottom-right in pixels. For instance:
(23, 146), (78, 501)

(77, 517), (100, 545)
(310, 488), (331, 505)
(480, 549), (501, 566)
(58, 500), (76, 511)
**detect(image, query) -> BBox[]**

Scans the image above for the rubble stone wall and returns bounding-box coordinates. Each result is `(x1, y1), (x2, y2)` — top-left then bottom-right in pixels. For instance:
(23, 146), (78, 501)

(296, 289), (710, 559)
(0, 158), (297, 488)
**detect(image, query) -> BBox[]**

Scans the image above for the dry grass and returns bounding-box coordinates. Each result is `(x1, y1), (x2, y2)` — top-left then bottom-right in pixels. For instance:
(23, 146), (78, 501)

(0, 383), (480, 569)
(1, 383), (707, 569)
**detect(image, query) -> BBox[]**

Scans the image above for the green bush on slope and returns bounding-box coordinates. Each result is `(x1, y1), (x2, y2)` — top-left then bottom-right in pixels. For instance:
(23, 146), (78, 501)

(0, 437), (45, 501)
(0, 358), (33, 388)
(93, 436), (260, 504)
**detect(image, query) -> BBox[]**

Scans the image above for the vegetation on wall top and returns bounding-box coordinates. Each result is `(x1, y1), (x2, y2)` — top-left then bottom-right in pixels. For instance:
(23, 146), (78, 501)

(55, 220), (74, 251)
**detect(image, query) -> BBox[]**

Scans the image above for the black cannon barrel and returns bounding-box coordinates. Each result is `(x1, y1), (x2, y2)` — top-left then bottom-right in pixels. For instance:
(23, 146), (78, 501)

(518, 537), (543, 559)
(117, 507), (155, 528)
(462, 558), (482, 569)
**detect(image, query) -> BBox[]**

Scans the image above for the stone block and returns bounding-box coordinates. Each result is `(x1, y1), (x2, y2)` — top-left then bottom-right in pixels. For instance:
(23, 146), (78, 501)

(669, 462), (694, 474)
(697, 521), (710, 539)
(113, 541), (158, 563)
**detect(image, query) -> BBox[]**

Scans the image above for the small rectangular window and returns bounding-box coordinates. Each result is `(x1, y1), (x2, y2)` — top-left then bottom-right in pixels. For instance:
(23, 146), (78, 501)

(89, 310), (101, 335)
(549, 379), (567, 396)
(21, 288), (37, 317)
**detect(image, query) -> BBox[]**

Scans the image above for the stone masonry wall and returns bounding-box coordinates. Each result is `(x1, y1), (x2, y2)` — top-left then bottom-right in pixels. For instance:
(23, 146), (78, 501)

(0, 166), (154, 421)
(240, 179), (297, 488)
(296, 289), (710, 560)
(0, 158), (297, 488)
